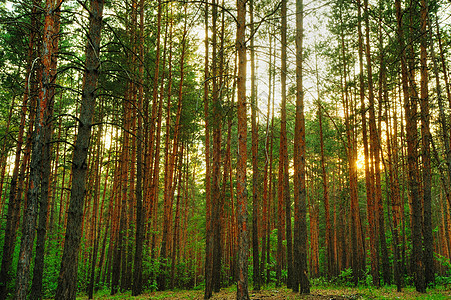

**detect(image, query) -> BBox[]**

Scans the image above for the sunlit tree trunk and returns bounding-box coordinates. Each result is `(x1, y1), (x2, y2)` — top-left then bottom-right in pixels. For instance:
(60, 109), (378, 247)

(419, 0), (433, 286)
(339, 5), (364, 283)
(357, 0), (378, 286)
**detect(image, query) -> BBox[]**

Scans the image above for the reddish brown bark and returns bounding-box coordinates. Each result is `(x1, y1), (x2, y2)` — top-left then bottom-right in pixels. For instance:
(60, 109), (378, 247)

(30, 2), (62, 298)
(293, 0), (309, 292)
(357, 1), (378, 286)
(158, 9), (175, 291)
(15, 0), (59, 296)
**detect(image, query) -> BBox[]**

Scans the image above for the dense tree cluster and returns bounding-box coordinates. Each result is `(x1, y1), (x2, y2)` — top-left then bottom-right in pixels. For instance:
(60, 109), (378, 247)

(0, 0), (450, 299)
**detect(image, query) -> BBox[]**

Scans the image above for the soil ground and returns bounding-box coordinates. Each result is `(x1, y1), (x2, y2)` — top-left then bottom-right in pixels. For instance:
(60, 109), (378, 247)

(78, 285), (451, 300)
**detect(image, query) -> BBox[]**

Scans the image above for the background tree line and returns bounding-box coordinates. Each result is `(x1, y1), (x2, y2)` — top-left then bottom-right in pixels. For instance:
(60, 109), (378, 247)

(0, 0), (450, 299)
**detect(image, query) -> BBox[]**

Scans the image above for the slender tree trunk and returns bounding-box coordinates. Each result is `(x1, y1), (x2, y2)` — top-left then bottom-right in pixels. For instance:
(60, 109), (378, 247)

(419, 0), (434, 286)
(386, 83), (403, 292)
(148, 2), (163, 285)
(358, 0), (378, 286)
(204, 2), (213, 298)
(318, 104), (334, 279)
(267, 58), (275, 285)
(86, 119), (104, 299)
(94, 143), (112, 292)
(434, 17), (451, 179)
(293, 0), (309, 292)
(170, 145), (184, 289)
(277, 0), (292, 288)
(158, 11), (175, 291)
(236, 0), (249, 297)
(211, 0), (223, 292)
(249, 0), (260, 291)
(132, 0), (146, 295)
(261, 32), (272, 286)
(431, 13), (451, 235)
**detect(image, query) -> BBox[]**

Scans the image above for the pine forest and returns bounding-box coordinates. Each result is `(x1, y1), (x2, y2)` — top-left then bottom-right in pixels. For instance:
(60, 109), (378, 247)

(0, 0), (450, 299)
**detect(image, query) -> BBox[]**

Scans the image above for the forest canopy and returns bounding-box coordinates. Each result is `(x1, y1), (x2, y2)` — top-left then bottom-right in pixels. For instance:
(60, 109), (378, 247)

(0, 0), (450, 299)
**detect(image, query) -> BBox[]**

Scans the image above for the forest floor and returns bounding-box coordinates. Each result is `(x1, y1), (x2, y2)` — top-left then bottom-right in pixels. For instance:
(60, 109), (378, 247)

(78, 285), (451, 300)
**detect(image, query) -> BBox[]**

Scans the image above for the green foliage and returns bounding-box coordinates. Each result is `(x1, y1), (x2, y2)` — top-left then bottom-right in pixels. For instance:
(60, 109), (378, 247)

(41, 238), (63, 298)
(337, 268), (354, 287)
(309, 276), (331, 287)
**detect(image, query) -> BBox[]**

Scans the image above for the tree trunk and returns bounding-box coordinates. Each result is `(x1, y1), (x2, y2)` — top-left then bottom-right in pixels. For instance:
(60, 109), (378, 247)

(236, 0), (249, 297)
(132, 0), (146, 295)
(419, 0), (434, 286)
(395, 0), (425, 292)
(211, 0), (223, 292)
(15, 0), (58, 297)
(203, 2), (213, 297)
(293, 0), (309, 292)
(340, 4), (364, 283)
(357, 0), (378, 287)
(55, 0), (104, 298)
(30, 2), (61, 298)
(158, 10), (175, 291)
(249, 0), (260, 291)
(261, 32), (272, 286)
(386, 82), (403, 292)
